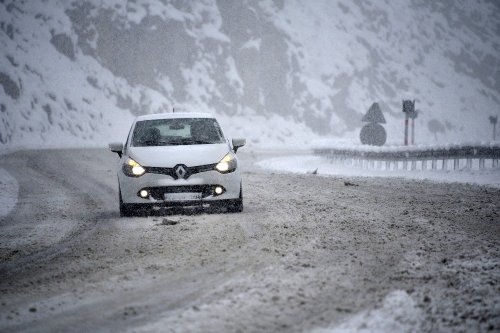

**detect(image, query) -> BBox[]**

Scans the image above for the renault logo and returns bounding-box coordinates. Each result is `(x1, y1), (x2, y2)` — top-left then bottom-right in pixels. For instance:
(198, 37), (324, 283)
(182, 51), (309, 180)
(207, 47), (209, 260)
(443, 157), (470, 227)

(174, 164), (188, 179)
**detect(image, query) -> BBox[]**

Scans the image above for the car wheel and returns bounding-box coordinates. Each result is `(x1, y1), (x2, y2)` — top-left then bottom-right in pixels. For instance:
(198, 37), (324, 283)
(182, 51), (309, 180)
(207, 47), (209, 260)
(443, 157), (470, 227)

(227, 185), (243, 213)
(119, 188), (136, 217)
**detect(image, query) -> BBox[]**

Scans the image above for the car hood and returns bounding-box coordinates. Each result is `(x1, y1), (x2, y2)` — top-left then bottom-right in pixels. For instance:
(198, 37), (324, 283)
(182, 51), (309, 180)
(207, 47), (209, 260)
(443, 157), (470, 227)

(127, 143), (230, 167)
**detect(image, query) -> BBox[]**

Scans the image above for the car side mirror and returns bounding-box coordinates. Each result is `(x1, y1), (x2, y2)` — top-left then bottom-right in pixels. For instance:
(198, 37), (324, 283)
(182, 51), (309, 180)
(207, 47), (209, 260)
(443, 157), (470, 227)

(232, 138), (246, 153)
(109, 142), (124, 158)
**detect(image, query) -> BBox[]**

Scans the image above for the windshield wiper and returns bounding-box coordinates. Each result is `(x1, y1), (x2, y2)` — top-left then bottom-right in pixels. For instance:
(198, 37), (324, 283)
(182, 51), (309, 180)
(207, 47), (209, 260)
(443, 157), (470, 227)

(144, 140), (217, 146)
(192, 140), (214, 144)
(157, 140), (184, 146)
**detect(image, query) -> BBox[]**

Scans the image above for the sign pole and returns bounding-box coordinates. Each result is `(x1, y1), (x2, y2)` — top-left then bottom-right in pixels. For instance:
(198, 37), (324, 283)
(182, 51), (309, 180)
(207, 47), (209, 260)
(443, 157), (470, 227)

(403, 100), (417, 146)
(490, 116), (498, 141)
(411, 118), (415, 145)
(404, 113), (409, 146)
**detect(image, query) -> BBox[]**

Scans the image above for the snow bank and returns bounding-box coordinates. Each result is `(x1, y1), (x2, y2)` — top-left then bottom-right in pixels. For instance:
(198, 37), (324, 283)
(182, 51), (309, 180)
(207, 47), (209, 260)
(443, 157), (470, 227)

(0, 168), (19, 218)
(312, 140), (500, 152)
(314, 290), (422, 333)
(257, 155), (500, 187)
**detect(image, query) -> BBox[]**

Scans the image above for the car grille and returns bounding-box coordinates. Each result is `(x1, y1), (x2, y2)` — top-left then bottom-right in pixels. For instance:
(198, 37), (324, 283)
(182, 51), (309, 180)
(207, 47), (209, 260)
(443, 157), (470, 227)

(144, 163), (217, 179)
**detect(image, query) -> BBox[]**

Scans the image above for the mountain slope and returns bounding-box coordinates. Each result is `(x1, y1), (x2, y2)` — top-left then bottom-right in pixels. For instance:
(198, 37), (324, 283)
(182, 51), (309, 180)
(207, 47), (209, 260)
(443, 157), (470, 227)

(1, 0), (499, 149)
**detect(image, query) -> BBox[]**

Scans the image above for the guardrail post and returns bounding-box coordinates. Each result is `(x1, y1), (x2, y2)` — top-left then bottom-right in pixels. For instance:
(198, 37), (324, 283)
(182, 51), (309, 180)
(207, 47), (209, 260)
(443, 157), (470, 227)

(479, 158), (485, 169)
(442, 159), (447, 170)
(432, 159), (437, 170)
(411, 160), (416, 171)
(385, 161), (390, 170)
(493, 159), (498, 168)
(403, 160), (408, 170)
(422, 160), (427, 170)
(466, 158), (472, 169)
(454, 159), (459, 170)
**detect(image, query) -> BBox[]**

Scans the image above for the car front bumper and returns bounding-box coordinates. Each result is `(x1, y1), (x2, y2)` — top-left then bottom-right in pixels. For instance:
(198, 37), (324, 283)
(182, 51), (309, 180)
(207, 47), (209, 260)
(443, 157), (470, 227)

(119, 169), (241, 205)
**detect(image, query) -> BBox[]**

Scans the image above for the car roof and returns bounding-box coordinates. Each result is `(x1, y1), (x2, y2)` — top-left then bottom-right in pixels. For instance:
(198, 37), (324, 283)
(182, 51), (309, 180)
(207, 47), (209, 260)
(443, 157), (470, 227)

(135, 112), (215, 121)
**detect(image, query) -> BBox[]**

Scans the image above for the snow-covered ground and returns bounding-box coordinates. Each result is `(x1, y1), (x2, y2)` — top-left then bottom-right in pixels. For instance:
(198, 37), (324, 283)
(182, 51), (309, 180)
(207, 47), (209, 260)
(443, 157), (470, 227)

(315, 290), (423, 333)
(257, 154), (500, 187)
(312, 140), (500, 152)
(2, 148), (498, 332)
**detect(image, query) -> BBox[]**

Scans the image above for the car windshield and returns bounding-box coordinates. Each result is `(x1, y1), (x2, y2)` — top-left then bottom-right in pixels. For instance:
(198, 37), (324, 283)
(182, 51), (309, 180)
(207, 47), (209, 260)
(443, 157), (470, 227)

(131, 118), (225, 147)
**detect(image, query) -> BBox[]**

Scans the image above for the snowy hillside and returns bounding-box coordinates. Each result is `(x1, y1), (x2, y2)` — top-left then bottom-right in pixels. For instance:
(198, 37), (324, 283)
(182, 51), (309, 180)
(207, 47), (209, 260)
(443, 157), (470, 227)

(1, 0), (499, 149)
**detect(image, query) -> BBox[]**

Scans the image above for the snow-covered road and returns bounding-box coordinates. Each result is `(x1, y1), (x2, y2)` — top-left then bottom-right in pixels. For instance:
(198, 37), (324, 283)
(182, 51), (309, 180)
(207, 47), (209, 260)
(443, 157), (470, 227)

(0, 149), (498, 332)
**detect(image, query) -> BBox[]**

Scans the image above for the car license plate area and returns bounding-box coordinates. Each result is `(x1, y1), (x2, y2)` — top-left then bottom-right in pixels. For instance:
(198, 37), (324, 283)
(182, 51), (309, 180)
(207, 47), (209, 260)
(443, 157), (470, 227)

(164, 193), (202, 201)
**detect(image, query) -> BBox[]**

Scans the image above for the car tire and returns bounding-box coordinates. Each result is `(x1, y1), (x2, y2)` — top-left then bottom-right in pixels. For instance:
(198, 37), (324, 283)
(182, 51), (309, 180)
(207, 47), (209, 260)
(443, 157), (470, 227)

(227, 185), (243, 213)
(119, 188), (136, 217)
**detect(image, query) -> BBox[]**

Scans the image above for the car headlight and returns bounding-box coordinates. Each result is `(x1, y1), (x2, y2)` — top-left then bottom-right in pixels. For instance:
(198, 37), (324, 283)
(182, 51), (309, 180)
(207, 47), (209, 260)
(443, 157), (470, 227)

(215, 153), (237, 173)
(122, 158), (146, 177)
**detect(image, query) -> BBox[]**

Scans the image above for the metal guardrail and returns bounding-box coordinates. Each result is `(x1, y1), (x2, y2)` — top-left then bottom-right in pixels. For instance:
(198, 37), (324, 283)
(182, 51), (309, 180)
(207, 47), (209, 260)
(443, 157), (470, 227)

(314, 145), (500, 170)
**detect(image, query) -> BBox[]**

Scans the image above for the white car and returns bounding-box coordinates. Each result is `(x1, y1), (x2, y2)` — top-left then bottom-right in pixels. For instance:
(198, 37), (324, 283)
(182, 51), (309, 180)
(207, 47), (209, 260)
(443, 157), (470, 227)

(109, 113), (245, 217)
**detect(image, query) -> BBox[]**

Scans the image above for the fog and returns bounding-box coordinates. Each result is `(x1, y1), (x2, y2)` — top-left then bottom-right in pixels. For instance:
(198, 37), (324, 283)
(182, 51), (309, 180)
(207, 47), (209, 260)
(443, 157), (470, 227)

(1, 2), (500, 332)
